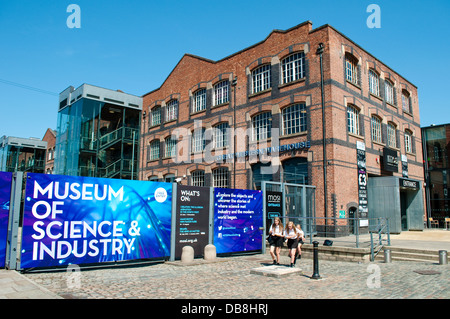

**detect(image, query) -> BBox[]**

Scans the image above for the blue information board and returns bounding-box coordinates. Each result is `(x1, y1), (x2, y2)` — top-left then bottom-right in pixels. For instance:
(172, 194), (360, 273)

(213, 188), (263, 254)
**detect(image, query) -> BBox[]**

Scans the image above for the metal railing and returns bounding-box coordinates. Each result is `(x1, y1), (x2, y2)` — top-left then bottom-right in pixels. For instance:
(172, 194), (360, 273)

(269, 216), (390, 250)
(370, 217), (391, 261)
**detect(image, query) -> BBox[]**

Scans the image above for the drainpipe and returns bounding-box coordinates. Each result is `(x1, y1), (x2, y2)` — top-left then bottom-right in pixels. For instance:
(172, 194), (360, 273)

(317, 43), (328, 233)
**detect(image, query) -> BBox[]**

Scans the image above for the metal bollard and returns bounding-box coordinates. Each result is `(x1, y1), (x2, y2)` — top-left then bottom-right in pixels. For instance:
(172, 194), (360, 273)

(439, 250), (448, 265)
(311, 241), (321, 280)
(384, 249), (392, 263)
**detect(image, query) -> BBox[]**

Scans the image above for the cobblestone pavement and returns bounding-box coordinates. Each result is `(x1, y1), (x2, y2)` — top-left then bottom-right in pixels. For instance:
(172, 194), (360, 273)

(23, 254), (449, 299)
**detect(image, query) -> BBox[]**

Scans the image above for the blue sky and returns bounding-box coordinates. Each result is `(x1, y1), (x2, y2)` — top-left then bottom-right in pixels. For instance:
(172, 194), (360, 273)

(0, 0), (449, 138)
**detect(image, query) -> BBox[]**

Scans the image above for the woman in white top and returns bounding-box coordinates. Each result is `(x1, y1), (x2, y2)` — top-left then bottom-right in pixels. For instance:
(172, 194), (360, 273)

(284, 221), (298, 267)
(268, 217), (284, 265)
(295, 224), (305, 264)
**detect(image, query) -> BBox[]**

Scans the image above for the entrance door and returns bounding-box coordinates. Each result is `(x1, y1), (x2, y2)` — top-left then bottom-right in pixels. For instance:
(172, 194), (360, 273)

(400, 191), (408, 231)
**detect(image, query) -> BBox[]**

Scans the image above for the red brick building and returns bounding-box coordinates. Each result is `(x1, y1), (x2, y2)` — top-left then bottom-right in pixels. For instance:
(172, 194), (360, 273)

(42, 128), (56, 174)
(139, 21), (425, 233)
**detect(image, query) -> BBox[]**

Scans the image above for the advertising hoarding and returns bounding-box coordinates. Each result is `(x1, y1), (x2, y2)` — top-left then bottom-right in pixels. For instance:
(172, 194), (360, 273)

(0, 172), (12, 268)
(175, 185), (210, 259)
(21, 173), (172, 269)
(213, 188), (263, 254)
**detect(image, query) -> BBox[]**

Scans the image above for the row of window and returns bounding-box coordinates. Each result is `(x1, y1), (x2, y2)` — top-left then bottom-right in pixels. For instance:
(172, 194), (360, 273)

(147, 103), (307, 160)
(347, 105), (414, 153)
(148, 52), (307, 126)
(346, 54), (412, 113)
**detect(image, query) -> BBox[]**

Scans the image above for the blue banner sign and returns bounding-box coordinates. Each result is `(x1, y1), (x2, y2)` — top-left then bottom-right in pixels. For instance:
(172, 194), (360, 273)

(0, 172), (12, 268)
(213, 188), (263, 254)
(21, 173), (172, 269)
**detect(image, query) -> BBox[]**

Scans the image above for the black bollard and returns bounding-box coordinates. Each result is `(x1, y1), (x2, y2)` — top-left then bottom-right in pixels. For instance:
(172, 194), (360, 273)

(311, 241), (321, 280)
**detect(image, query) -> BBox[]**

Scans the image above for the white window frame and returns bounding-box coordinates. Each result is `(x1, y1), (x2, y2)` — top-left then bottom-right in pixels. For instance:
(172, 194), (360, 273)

(165, 136), (176, 158)
(151, 106), (161, 126)
(252, 112), (272, 141)
(191, 128), (206, 153)
(191, 170), (205, 187)
(385, 80), (394, 105)
(213, 122), (229, 149)
(347, 105), (360, 135)
(387, 122), (397, 148)
(402, 91), (411, 113)
(252, 64), (271, 94)
(405, 130), (413, 153)
(282, 103), (307, 135)
(213, 81), (229, 106)
(371, 116), (382, 143)
(149, 140), (160, 161)
(369, 69), (380, 96)
(281, 52), (305, 84)
(165, 100), (178, 122)
(213, 167), (229, 188)
(345, 54), (358, 85)
(193, 89), (207, 113)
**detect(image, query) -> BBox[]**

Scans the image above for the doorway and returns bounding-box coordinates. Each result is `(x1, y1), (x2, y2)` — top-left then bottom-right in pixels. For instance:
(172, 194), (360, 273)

(348, 207), (357, 234)
(400, 190), (408, 231)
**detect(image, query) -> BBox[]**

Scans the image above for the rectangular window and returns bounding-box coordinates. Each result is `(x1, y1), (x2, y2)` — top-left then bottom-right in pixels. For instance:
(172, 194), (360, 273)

(252, 64), (271, 94)
(369, 70), (380, 96)
(281, 52), (305, 84)
(193, 89), (206, 113)
(347, 105), (360, 135)
(371, 116), (382, 143)
(213, 81), (229, 106)
(166, 100), (178, 122)
(252, 112), (272, 141)
(387, 123), (397, 148)
(282, 103), (307, 135)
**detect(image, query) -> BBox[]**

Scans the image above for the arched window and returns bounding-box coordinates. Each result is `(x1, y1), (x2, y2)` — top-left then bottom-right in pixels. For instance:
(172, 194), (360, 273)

(387, 122), (397, 148)
(384, 80), (394, 105)
(371, 115), (382, 143)
(193, 88), (207, 113)
(148, 140), (160, 161)
(252, 112), (272, 141)
(345, 53), (359, 85)
(151, 106), (161, 126)
(165, 100), (178, 122)
(251, 64), (271, 94)
(405, 129), (413, 153)
(347, 105), (360, 135)
(281, 52), (305, 84)
(213, 122), (229, 149)
(282, 103), (307, 135)
(369, 69), (380, 96)
(213, 80), (229, 106)
(191, 170), (205, 187)
(213, 167), (229, 188)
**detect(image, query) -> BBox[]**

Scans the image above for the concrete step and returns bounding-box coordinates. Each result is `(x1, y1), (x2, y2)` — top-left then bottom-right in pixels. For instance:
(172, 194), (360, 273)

(374, 247), (449, 263)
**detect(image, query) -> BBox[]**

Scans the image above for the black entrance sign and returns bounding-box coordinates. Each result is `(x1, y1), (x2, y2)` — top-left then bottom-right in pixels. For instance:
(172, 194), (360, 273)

(265, 191), (282, 234)
(175, 185), (210, 259)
